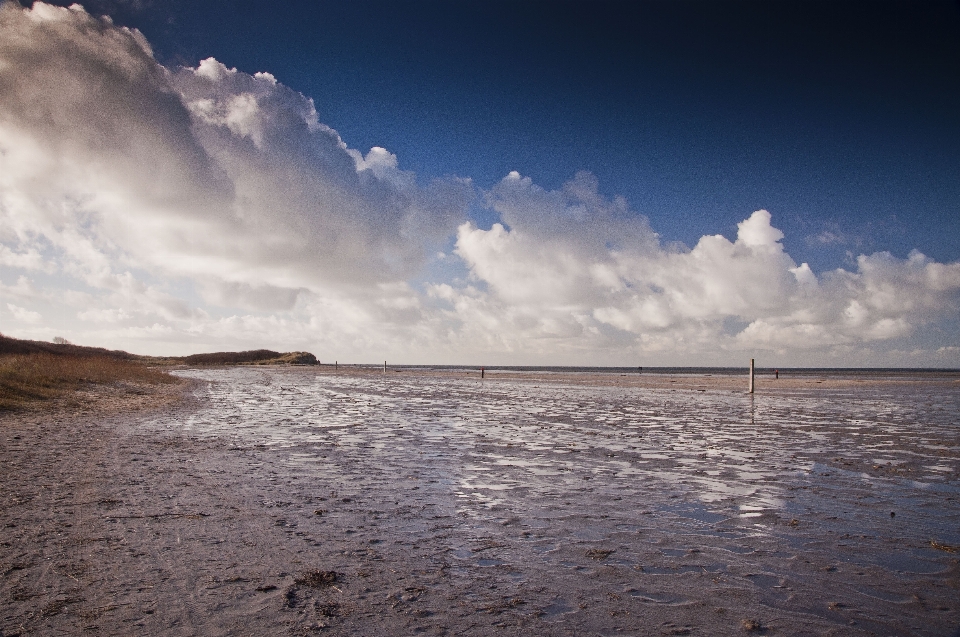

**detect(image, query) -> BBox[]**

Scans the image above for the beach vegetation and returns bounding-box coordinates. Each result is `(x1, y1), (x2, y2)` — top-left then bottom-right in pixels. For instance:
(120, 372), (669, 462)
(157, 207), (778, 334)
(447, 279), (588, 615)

(0, 352), (176, 411)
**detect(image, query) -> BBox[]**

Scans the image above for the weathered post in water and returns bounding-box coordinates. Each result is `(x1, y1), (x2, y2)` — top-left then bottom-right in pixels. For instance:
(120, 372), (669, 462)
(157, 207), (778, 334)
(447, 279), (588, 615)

(383, 360), (387, 373)
(749, 358), (755, 393)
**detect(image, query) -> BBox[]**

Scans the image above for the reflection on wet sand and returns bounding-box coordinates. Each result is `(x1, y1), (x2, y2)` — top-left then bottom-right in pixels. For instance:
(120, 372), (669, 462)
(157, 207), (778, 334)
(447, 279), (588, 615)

(153, 367), (959, 634)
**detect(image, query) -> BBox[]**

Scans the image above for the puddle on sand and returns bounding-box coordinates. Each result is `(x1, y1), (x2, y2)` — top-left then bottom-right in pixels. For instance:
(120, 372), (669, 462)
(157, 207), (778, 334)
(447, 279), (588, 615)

(151, 367), (960, 634)
(625, 589), (690, 605)
(541, 598), (574, 619)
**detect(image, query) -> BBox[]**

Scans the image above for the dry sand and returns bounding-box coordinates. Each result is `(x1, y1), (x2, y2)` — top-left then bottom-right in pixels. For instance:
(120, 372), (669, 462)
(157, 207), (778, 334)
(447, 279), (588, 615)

(2, 368), (959, 636)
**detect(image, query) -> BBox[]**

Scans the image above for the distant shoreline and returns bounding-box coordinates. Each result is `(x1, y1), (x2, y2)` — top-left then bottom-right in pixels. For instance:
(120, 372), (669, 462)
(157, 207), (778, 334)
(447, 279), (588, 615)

(351, 364), (960, 375)
(233, 364), (960, 394)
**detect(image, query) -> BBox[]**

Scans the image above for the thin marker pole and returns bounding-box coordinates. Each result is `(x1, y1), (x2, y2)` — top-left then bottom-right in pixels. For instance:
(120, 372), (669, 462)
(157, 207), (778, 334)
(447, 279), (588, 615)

(748, 358), (755, 394)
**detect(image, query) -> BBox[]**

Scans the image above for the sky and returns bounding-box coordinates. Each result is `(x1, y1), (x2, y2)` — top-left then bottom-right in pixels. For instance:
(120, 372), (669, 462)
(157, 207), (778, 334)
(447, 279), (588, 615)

(1, 0), (959, 366)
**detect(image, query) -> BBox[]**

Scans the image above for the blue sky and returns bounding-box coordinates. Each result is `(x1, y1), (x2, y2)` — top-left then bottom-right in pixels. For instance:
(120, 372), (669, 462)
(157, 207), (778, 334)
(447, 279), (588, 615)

(1, 0), (959, 365)
(67, 0), (960, 271)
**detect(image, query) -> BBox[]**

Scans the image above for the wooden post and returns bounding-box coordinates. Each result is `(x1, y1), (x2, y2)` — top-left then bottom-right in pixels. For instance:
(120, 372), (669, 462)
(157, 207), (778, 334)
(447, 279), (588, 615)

(335, 360), (337, 370)
(749, 358), (755, 393)
(383, 360), (387, 373)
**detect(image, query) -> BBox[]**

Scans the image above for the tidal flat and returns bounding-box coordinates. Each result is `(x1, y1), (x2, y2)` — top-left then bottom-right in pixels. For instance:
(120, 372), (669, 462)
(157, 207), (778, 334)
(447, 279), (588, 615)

(2, 367), (959, 635)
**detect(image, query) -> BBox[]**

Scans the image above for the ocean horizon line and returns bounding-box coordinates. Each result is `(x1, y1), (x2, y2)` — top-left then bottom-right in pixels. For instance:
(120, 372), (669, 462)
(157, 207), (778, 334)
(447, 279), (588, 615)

(309, 364), (960, 375)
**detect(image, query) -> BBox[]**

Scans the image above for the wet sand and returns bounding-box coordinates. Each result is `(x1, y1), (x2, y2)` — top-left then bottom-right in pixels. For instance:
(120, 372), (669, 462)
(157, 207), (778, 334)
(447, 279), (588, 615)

(2, 368), (959, 636)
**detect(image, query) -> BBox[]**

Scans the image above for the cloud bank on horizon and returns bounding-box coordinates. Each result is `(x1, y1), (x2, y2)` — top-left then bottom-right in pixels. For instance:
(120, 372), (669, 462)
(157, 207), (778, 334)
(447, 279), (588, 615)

(1, 2), (958, 365)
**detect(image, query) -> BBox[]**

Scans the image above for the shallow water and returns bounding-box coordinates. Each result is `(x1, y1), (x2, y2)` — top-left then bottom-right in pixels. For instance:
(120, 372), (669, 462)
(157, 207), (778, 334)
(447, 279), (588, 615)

(155, 367), (959, 634)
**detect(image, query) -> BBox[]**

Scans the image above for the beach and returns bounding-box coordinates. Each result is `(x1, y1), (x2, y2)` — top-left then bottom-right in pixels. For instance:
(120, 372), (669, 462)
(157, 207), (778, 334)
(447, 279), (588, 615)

(2, 367), (959, 636)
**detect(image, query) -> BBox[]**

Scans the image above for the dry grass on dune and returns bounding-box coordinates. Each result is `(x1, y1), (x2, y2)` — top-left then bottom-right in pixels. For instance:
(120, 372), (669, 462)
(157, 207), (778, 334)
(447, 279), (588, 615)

(0, 353), (176, 411)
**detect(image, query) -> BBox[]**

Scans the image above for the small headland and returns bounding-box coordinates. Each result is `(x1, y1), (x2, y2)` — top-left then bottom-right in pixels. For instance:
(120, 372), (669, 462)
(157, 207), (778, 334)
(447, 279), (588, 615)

(177, 349), (318, 366)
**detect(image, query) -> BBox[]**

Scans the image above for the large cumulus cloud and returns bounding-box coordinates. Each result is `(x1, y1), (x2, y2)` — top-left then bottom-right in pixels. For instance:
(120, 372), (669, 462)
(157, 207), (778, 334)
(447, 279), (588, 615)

(0, 2), (468, 323)
(441, 172), (960, 363)
(1, 1), (958, 364)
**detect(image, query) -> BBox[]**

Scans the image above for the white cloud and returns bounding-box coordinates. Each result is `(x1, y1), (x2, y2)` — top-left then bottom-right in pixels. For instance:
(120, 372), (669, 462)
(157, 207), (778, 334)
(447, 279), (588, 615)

(77, 307), (132, 323)
(444, 173), (960, 362)
(0, 2), (958, 365)
(194, 56), (235, 82)
(0, 275), (41, 301)
(0, 244), (51, 271)
(0, 1), (470, 350)
(6, 303), (42, 324)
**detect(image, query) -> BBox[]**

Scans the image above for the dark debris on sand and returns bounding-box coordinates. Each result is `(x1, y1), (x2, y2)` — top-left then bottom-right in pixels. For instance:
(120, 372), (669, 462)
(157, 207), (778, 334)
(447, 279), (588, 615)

(294, 570), (343, 588)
